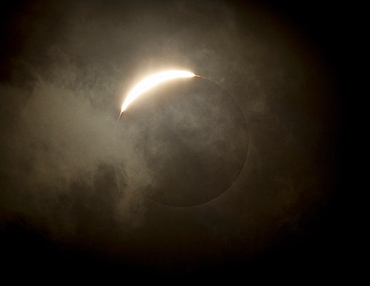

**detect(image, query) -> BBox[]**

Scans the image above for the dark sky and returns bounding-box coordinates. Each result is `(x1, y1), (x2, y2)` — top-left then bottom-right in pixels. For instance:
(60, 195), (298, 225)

(1, 0), (351, 281)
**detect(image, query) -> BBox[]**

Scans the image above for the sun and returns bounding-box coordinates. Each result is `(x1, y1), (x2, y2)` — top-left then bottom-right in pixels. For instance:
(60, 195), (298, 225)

(121, 70), (195, 114)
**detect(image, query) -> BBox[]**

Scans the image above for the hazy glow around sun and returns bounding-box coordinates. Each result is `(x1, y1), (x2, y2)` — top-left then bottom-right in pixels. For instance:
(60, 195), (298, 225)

(121, 70), (195, 112)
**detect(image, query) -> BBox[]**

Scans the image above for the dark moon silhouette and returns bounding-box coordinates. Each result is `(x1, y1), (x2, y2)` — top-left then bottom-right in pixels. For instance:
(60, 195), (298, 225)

(116, 77), (249, 206)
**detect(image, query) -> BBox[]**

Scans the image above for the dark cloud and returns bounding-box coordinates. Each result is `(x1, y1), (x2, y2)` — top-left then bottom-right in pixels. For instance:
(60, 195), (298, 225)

(1, 0), (349, 280)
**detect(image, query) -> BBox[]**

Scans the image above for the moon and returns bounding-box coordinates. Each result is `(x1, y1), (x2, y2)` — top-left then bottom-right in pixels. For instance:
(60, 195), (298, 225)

(121, 70), (195, 113)
(116, 75), (249, 207)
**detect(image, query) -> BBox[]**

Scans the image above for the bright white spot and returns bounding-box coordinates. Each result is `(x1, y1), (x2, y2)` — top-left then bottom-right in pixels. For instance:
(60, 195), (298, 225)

(121, 70), (195, 112)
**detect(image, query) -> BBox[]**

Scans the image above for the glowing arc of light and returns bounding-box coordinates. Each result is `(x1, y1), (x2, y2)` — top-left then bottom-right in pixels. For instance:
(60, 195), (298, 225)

(121, 70), (196, 113)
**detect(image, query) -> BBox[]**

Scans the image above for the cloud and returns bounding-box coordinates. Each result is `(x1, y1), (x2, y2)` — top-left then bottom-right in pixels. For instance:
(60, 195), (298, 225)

(0, 0), (340, 274)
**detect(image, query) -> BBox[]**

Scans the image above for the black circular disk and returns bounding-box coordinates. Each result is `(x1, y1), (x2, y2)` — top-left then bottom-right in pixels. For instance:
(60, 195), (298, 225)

(116, 76), (249, 207)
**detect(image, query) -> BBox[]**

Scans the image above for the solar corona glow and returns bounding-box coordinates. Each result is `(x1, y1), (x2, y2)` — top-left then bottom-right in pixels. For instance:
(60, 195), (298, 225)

(121, 70), (196, 113)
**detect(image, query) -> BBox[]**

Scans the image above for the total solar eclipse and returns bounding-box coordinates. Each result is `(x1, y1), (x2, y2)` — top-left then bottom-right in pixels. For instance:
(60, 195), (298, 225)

(115, 71), (249, 207)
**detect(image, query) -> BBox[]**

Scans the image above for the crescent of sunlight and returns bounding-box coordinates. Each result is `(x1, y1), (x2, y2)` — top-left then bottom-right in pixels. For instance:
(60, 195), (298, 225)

(121, 70), (195, 113)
